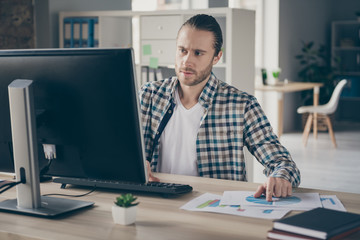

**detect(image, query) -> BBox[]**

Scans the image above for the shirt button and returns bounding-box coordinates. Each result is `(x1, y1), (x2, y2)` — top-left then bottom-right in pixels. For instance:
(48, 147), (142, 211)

(168, 109), (172, 114)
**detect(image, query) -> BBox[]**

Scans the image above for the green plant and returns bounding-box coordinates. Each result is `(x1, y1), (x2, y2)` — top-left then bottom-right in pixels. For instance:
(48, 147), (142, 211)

(114, 193), (139, 208)
(295, 41), (340, 105)
(272, 68), (281, 79)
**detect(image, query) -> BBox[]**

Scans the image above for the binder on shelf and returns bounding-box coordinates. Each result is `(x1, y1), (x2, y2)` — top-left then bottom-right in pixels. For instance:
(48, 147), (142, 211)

(63, 17), (99, 48)
(141, 66), (149, 83)
(141, 66), (163, 83)
(148, 68), (155, 82)
(155, 68), (163, 81)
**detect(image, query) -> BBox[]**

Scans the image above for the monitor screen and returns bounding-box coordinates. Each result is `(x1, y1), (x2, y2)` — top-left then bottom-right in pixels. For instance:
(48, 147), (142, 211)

(0, 48), (147, 183)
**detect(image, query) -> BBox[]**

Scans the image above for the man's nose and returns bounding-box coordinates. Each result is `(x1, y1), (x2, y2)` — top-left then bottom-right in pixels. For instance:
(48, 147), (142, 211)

(183, 52), (194, 67)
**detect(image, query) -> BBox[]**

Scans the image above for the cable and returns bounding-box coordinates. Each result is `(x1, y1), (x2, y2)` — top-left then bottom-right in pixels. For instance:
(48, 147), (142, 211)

(40, 158), (53, 177)
(0, 181), (23, 194)
(42, 186), (97, 198)
(39, 144), (56, 178)
(0, 181), (17, 190)
(0, 167), (26, 194)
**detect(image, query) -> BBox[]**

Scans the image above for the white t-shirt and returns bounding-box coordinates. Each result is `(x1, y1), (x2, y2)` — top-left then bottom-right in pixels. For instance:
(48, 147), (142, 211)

(157, 88), (204, 176)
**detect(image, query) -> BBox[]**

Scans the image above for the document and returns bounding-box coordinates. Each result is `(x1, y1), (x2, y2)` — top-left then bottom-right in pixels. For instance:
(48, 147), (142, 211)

(320, 195), (346, 212)
(180, 193), (290, 219)
(219, 191), (323, 211)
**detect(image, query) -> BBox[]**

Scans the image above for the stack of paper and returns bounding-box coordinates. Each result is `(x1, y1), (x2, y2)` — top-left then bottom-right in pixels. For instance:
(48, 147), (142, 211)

(180, 191), (346, 220)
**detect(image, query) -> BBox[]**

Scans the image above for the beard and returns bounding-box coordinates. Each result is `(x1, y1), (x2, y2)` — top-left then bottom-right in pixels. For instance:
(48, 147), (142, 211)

(175, 60), (213, 87)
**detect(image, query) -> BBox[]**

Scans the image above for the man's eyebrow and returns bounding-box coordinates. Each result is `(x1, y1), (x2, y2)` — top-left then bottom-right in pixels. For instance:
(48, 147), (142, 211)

(194, 49), (207, 53)
(177, 46), (207, 53)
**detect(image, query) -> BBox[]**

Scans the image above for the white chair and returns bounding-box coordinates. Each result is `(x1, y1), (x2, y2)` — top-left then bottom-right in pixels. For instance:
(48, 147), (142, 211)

(297, 79), (347, 148)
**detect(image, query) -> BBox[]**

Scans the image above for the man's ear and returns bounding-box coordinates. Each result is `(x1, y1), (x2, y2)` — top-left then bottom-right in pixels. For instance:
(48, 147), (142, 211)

(212, 51), (223, 65)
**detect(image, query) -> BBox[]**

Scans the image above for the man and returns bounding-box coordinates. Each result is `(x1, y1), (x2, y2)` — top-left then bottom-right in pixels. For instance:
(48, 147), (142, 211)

(139, 14), (300, 201)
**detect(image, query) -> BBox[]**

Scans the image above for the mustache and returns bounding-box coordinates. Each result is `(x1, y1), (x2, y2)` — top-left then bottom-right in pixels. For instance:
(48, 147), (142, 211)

(180, 67), (196, 73)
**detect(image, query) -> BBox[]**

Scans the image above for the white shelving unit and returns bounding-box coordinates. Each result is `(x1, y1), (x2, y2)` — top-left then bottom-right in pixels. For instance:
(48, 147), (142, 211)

(59, 8), (255, 94)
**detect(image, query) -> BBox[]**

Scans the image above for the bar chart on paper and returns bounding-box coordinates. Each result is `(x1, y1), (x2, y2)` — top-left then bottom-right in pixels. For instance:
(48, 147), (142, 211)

(320, 195), (346, 211)
(197, 199), (240, 209)
(197, 199), (222, 208)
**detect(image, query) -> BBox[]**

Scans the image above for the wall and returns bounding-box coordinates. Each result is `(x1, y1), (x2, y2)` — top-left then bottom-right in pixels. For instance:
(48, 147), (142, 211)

(279, 0), (331, 132)
(35, 0), (131, 48)
(329, 0), (360, 21)
(34, 0), (49, 48)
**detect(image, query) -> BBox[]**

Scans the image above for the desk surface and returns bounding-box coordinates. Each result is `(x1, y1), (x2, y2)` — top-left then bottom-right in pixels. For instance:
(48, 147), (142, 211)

(1, 173), (360, 240)
(255, 82), (323, 92)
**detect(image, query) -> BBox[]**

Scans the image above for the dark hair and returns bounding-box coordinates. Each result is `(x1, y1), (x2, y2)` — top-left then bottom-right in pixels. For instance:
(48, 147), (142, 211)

(179, 14), (223, 56)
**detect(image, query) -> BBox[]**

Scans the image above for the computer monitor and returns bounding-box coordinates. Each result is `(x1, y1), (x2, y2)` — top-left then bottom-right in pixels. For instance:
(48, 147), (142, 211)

(0, 48), (148, 216)
(0, 48), (147, 183)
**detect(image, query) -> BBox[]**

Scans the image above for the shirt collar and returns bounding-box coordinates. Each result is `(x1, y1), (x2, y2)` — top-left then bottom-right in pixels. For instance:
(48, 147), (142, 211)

(169, 73), (218, 109)
(198, 73), (218, 109)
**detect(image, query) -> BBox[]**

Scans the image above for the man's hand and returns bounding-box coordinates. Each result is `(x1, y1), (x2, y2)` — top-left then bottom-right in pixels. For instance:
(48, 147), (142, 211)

(146, 161), (160, 182)
(253, 177), (292, 202)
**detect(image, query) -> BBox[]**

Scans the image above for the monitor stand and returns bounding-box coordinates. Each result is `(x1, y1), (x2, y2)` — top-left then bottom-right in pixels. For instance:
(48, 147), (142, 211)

(0, 80), (94, 217)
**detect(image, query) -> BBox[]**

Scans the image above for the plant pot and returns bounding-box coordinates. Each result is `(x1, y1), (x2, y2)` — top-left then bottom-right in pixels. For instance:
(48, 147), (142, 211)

(112, 205), (137, 225)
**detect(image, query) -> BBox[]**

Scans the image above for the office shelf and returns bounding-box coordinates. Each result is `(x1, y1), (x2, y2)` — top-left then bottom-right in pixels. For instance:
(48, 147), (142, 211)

(59, 8), (255, 94)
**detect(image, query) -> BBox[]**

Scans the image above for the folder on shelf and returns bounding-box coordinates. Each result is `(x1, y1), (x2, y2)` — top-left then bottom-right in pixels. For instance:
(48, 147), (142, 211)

(63, 17), (99, 48)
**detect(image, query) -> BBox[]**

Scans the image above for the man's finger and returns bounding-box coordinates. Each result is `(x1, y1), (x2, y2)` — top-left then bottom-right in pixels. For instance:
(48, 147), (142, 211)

(254, 184), (266, 198)
(274, 182), (282, 197)
(287, 184), (292, 196)
(266, 178), (275, 202)
(281, 183), (288, 197)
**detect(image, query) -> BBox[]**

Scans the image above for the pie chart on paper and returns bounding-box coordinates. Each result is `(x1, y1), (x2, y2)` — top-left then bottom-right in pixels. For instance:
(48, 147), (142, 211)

(245, 195), (302, 206)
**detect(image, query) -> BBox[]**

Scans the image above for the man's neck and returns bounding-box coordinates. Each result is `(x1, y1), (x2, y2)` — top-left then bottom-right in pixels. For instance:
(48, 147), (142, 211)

(177, 77), (209, 109)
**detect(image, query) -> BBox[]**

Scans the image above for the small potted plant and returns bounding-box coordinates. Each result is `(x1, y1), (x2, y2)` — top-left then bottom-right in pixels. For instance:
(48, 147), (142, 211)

(271, 68), (282, 85)
(112, 193), (139, 225)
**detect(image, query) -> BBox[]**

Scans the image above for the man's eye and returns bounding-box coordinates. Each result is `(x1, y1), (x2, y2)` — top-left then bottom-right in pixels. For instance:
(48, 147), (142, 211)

(195, 51), (202, 56)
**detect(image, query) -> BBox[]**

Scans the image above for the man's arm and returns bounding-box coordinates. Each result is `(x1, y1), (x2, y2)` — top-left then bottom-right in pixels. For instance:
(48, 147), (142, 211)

(243, 96), (301, 200)
(146, 161), (160, 182)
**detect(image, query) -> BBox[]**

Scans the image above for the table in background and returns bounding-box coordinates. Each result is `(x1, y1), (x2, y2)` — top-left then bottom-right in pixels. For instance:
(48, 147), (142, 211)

(0, 173), (359, 240)
(255, 82), (324, 138)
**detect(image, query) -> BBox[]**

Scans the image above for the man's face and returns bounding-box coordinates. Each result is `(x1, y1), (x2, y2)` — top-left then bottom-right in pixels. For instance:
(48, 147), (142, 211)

(175, 26), (222, 87)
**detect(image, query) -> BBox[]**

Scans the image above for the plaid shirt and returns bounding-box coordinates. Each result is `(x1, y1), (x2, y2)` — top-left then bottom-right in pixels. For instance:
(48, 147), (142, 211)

(139, 74), (301, 187)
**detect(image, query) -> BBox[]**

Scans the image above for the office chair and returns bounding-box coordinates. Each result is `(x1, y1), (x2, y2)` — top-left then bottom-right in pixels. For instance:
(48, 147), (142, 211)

(297, 79), (347, 148)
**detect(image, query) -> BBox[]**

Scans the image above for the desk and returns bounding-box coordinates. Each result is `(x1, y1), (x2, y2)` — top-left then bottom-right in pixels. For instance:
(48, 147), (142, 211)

(1, 173), (360, 240)
(255, 82), (323, 138)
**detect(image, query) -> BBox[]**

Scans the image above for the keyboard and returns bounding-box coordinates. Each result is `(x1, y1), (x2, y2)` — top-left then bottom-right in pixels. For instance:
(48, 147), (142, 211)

(52, 177), (193, 196)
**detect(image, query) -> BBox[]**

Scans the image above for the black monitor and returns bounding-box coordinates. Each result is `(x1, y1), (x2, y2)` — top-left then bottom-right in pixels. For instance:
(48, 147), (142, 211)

(0, 48), (147, 184)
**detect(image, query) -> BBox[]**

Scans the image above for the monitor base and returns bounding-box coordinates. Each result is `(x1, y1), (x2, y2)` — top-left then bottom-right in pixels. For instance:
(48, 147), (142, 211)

(0, 196), (94, 218)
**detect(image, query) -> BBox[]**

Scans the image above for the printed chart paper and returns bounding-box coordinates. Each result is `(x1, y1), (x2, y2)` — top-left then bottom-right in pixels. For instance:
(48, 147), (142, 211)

(180, 193), (290, 219)
(220, 191), (322, 210)
(320, 195), (346, 212)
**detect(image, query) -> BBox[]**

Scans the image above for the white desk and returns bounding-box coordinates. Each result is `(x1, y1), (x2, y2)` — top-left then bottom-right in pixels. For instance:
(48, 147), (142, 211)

(0, 173), (359, 240)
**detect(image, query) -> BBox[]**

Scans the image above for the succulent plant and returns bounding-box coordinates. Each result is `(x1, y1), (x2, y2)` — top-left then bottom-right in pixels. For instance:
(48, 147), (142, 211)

(114, 193), (139, 208)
